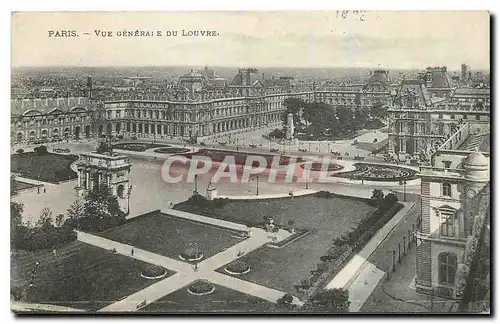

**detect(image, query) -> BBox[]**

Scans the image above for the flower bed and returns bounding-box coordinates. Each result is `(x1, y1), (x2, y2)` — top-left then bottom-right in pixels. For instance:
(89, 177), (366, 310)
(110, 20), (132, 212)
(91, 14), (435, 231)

(140, 265), (168, 280)
(180, 149), (305, 168)
(224, 260), (251, 275)
(154, 147), (191, 154)
(112, 143), (170, 152)
(299, 162), (343, 172)
(332, 163), (418, 182)
(187, 280), (216, 296)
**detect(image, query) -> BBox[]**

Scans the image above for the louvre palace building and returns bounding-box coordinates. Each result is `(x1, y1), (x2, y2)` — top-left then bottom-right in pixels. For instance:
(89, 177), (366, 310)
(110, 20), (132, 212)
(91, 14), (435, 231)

(11, 67), (394, 143)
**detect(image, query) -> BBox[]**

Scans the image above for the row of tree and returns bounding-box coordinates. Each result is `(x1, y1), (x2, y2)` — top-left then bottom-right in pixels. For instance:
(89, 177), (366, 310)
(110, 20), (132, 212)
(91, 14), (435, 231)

(11, 183), (126, 251)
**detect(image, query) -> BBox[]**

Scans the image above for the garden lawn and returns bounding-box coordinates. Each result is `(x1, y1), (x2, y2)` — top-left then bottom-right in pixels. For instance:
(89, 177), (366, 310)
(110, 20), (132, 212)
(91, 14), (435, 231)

(97, 211), (242, 261)
(10, 241), (171, 311)
(177, 195), (376, 294)
(139, 282), (276, 313)
(11, 153), (78, 183)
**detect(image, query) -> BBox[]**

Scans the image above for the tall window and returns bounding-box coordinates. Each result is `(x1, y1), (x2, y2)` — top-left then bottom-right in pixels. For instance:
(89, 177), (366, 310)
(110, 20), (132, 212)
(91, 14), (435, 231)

(442, 182), (452, 197)
(440, 212), (455, 236)
(438, 252), (457, 285)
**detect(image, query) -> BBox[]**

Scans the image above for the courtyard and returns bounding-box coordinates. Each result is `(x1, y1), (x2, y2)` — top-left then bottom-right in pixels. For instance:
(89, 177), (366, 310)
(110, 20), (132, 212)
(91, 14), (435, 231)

(10, 241), (172, 311)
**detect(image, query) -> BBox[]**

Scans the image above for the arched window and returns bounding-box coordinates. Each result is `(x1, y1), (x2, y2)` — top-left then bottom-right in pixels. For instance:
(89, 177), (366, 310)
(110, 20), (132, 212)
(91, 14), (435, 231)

(442, 182), (452, 197)
(438, 252), (457, 285)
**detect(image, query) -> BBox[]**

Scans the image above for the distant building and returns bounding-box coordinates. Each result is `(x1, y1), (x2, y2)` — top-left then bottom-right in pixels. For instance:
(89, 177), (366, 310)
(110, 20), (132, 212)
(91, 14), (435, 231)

(461, 64), (469, 83)
(11, 96), (94, 143)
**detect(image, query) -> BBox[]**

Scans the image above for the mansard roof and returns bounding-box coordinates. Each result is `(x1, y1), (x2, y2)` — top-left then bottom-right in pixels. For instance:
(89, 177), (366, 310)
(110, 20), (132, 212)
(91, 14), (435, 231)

(11, 97), (91, 118)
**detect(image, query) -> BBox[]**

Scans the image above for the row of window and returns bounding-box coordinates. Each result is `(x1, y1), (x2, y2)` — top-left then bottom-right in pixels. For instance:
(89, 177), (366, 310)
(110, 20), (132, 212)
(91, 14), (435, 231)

(438, 113), (482, 120)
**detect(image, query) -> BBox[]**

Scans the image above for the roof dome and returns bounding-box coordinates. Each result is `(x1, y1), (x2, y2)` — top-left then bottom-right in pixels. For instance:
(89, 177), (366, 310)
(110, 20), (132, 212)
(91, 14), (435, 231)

(463, 152), (489, 167)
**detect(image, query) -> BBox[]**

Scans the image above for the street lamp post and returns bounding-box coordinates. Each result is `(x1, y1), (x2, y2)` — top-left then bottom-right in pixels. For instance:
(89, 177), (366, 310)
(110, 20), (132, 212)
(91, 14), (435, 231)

(256, 175), (259, 196)
(127, 185), (133, 215)
(194, 174), (198, 194)
(399, 180), (407, 202)
(392, 250), (396, 272)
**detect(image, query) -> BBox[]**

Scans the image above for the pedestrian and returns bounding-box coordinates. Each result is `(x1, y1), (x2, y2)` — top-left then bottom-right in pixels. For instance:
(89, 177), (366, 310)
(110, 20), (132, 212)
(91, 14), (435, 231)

(44, 188), (46, 193)
(194, 263), (198, 271)
(131, 248), (134, 256)
(37, 187), (40, 194)
(52, 249), (57, 257)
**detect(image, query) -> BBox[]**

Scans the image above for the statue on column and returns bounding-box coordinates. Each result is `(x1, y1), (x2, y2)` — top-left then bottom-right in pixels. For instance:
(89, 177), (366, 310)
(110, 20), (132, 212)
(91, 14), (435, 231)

(286, 113), (294, 140)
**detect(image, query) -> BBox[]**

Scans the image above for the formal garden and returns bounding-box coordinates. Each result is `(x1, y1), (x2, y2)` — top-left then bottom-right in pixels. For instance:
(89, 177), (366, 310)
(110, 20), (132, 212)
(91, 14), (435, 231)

(175, 193), (377, 294)
(154, 147), (191, 154)
(11, 146), (78, 183)
(299, 161), (344, 172)
(112, 142), (171, 152)
(97, 211), (242, 261)
(180, 149), (305, 168)
(10, 241), (170, 311)
(332, 163), (418, 182)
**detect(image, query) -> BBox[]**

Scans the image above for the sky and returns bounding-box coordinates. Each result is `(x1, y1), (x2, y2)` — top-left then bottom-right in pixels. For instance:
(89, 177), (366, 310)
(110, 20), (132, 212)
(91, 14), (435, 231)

(11, 11), (490, 70)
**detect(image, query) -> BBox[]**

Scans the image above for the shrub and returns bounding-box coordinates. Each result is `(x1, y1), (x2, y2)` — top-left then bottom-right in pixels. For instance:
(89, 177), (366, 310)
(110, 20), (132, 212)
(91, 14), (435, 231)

(269, 128), (285, 139)
(181, 246), (201, 260)
(307, 288), (350, 312)
(187, 280), (215, 294)
(316, 191), (334, 198)
(226, 260), (250, 274)
(370, 189), (385, 207)
(16, 148), (24, 154)
(383, 192), (399, 207)
(142, 265), (167, 278)
(34, 145), (48, 155)
(276, 293), (294, 308)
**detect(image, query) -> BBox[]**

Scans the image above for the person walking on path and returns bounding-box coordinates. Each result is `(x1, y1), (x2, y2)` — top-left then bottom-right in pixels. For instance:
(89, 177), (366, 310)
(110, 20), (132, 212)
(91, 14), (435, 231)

(131, 248), (134, 256)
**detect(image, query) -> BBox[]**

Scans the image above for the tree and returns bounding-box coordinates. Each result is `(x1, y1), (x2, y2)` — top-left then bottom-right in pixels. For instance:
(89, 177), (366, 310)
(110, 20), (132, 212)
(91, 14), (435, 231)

(11, 175), (18, 195)
(36, 207), (53, 229)
(55, 214), (65, 227)
(69, 183), (126, 231)
(370, 103), (387, 120)
(306, 288), (350, 313)
(11, 202), (23, 229)
(370, 189), (385, 207)
(66, 200), (85, 223)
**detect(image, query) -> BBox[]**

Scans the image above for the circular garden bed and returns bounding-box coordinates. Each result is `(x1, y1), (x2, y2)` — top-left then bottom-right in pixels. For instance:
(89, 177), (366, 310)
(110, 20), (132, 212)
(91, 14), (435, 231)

(333, 163), (418, 182)
(299, 162), (344, 172)
(154, 147), (191, 154)
(224, 260), (251, 275)
(112, 143), (170, 152)
(187, 279), (215, 296)
(140, 265), (168, 280)
(179, 247), (204, 262)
